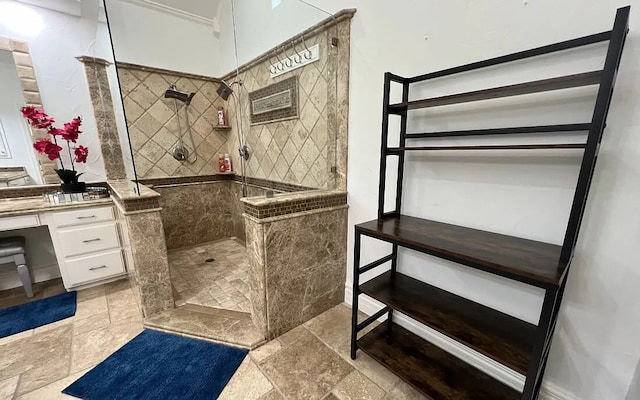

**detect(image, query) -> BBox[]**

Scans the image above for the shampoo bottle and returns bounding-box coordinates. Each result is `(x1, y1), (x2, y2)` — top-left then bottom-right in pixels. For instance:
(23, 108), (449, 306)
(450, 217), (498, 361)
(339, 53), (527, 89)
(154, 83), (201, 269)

(217, 107), (226, 126)
(218, 154), (226, 172)
(223, 154), (232, 172)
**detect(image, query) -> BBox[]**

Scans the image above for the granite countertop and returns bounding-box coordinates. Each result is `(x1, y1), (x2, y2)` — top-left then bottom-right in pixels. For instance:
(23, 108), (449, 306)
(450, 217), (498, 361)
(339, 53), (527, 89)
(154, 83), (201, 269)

(240, 190), (346, 207)
(0, 171), (29, 183)
(0, 196), (114, 217)
(107, 180), (160, 200)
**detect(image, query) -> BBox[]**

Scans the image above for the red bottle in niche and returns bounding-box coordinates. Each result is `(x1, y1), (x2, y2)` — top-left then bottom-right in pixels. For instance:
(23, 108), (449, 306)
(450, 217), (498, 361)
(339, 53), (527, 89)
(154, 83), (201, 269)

(218, 154), (226, 172)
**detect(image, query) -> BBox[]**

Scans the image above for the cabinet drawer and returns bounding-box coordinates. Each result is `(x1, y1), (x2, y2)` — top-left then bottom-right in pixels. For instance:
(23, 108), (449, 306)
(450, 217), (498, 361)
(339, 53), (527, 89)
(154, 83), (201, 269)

(0, 215), (39, 230)
(64, 249), (125, 287)
(52, 206), (114, 228)
(58, 222), (120, 257)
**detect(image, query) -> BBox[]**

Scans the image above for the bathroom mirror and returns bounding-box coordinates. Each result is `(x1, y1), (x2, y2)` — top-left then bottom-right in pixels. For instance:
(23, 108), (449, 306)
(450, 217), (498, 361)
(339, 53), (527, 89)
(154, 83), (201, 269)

(0, 0), (136, 188)
(104, 0), (346, 191)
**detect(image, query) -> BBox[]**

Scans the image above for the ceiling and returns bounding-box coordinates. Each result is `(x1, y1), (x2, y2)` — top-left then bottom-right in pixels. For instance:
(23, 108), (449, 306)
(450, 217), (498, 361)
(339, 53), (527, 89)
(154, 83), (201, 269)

(149, 0), (221, 20)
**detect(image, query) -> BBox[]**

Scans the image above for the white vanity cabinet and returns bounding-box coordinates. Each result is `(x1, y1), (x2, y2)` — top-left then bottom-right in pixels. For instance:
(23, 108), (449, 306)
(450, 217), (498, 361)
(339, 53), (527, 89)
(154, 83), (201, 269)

(43, 205), (127, 289)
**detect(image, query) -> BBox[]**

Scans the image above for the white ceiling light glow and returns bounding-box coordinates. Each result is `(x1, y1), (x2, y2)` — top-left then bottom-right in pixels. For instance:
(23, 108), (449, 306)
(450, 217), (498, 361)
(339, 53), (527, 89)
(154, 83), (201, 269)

(0, 1), (44, 37)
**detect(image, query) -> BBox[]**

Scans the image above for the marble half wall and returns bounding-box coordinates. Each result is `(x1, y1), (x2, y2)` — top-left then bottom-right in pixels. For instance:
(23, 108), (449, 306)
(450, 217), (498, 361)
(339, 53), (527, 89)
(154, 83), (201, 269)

(244, 192), (348, 339)
(109, 180), (174, 317)
(153, 181), (235, 249)
(147, 177), (303, 250)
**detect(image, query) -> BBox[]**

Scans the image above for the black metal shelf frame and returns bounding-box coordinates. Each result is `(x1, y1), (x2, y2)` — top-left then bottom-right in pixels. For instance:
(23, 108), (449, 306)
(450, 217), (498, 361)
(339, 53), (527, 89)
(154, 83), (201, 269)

(350, 6), (630, 400)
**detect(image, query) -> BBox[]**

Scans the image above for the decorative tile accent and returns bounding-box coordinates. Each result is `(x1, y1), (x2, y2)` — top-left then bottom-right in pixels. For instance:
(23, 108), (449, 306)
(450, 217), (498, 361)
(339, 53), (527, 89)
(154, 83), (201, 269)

(0, 36), (58, 184)
(117, 63), (231, 179)
(243, 192), (347, 219)
(249, 76), (299, 124)
(78, 56), (127, 180)
(222, 15), (354, 191)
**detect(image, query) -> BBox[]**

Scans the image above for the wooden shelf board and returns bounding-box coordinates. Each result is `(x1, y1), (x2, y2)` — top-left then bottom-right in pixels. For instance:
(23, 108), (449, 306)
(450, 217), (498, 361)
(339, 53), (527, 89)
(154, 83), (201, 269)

(360, 271), (536, 374)
(358, 323), (521, 400)
(387, 143), (586, 153)
(405, 123), (592, 139)
(389, 70), (601, 111)
(355, 215), (567, 286)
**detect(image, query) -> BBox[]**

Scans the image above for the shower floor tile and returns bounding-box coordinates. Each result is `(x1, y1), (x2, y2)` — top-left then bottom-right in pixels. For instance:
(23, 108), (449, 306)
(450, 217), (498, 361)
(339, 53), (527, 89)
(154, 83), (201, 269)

(168, 238), (251, 313)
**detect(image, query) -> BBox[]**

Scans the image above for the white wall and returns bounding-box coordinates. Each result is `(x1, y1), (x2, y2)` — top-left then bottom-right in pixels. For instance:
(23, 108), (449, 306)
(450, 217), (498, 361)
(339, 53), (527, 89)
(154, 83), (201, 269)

(217, 0), (328, 75)
(104, 0), (221, 77)
(0, 50), (41, 183)
(242, 0), (639, 398)
(0, 0), (108, 182)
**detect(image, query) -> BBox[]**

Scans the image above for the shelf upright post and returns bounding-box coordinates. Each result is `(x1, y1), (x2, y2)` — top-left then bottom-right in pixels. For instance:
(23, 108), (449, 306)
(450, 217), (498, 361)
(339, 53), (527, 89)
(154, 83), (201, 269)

(560, 6), (630, 265)
(377, 73), (393, 220)
(350, 231), (362, 360)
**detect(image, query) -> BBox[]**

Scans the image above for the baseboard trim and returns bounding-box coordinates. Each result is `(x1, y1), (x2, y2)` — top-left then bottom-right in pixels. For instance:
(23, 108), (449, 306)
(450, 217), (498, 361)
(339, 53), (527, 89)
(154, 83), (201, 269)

(344, 286), (578, 400)
(0, 263), (61, 291)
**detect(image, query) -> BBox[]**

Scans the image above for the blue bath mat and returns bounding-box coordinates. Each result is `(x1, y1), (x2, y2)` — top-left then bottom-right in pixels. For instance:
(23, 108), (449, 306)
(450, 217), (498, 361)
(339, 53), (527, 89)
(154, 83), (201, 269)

(63, 329), (248, 400)
(0, 291), (76, 338)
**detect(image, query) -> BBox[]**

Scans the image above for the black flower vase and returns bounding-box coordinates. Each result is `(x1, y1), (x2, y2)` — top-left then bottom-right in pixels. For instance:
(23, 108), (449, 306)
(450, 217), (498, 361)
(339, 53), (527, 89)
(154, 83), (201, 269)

(56, 169), (86, 193)
(61, 182), (86, 193)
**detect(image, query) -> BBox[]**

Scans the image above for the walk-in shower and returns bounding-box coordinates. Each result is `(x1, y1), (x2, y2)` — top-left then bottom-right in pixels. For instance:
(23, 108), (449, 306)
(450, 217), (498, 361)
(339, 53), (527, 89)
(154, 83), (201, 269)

(164, 84), (197, 162)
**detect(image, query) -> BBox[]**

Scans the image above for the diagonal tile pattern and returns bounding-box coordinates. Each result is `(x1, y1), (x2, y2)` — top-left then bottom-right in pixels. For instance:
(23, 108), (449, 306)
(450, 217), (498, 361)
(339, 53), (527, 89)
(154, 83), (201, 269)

(225, 29), (337, 190)
(168, 238), (250, 313)
(117, 67), (230, 178)
(0, 279), (425, 400)
(0, 279), (144, 399)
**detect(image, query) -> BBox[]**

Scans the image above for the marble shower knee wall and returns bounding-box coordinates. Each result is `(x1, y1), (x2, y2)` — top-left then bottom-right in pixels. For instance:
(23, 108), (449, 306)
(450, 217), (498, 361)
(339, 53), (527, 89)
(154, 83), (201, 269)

(245, 204), (348, 339)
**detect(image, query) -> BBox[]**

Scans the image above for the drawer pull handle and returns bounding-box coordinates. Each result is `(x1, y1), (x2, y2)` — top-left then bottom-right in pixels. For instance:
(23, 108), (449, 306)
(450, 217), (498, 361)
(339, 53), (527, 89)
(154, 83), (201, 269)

(89, 265), (108, 271)
(77, 215), (96, 220)
(83, 238), (102, 243)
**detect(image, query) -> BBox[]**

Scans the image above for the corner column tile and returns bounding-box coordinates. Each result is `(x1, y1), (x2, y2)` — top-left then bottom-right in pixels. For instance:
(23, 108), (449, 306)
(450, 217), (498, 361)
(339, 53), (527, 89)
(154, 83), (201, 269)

(244, 214), (269, 337)
(109, 181), (174, 316)
(335, 19), (351, 191)
(123, 208), (174, 316)
(77, 56), (128, 180)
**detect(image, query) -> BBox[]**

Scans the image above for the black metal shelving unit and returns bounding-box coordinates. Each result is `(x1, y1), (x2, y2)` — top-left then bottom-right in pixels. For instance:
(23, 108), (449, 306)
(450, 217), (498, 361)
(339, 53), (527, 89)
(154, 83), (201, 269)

(350, 6), (630, 400)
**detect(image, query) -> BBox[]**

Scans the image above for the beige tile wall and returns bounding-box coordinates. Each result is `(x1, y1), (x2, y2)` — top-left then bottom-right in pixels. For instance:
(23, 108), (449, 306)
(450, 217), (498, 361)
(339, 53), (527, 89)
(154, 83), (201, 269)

(117, 66), (231, 178)
(226, 28), (338, 190)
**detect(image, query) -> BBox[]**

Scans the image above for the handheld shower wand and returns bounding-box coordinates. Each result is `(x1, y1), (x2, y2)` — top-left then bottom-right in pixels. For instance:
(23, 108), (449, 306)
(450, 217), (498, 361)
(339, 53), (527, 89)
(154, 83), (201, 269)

(164, 84), (197, 163)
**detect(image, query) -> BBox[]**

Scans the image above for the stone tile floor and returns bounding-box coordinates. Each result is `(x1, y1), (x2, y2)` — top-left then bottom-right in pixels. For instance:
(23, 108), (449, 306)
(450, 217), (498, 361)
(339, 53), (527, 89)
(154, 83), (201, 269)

(0, 278), (427, 400)
(168, 238), (251, 313)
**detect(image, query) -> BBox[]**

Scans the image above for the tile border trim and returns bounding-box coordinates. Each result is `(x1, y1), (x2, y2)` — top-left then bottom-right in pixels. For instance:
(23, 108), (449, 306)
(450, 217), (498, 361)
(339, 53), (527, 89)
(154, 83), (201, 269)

(243, 192), (347, 219)
(220, 8), (357, 81)
(115, 61), (221, 83)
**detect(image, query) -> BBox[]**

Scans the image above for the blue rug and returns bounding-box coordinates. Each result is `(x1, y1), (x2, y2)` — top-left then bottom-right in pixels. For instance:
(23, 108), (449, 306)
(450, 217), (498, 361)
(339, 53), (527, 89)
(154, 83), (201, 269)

(63, 329), (248, 400)
(0, 291), (77, 338)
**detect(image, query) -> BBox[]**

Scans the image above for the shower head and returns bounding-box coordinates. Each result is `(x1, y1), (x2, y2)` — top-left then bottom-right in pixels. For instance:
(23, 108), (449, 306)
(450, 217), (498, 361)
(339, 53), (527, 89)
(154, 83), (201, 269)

(164, 88), (196, 105)
(216, 81), (233, 101)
